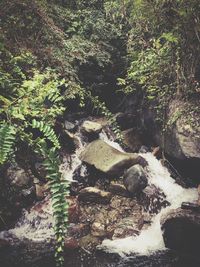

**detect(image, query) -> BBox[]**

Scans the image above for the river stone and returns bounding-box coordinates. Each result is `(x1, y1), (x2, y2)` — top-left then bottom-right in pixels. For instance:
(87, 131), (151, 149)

(7, 165), (31, 188)
(80, 139), (141, 176)
(78, 187), (112, 204)
(162, 99), (200, 160)
(35, 182), (48, 200)
(139, 145), (150, 153)
(68, 223), (90, 238)
(161, 208), (200, 254)
(112, 216), (142, 239)
(78, 234), (101, 250)
(138, 185), (169, 213)
(81, 120), (102, 134)
(123, 164), (148, 195)
(64, 120), (76, 131)
(109, 181), (130, 197)
(91, 222), (106, 237)
(0, 196), (82, 266)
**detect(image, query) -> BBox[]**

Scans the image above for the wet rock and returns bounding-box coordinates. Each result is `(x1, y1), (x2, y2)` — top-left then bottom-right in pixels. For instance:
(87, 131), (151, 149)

(112, 216), (142, 239)
(122, 128), (143, 152)
(0, 197), (55, 265)
(123, 164), (148, 195)
(7, 165), (31, 188)
(138, 185), (169, 213)
(64, 120), (76, 131)
(164, 117), (200, 160)
(64, 130), (81, 148)
(65, 129), (75, 139)
(0, 196), (81, 265)
(79, 194), (143, 239)
(78, 234), (101, 250)
(79, 203), (108, 225)
(80, 139), (141, 176)
(0, 237), (9, 249)
(107, 196), (143, 239)
(115, 112), (137, 130)
(1, 164), (35, 223)
(68, 197), (80, 223)
(91, 222), (106, 237)
(181, 202), (200, 212)
(68, 223), (90, 238)
(139, 145), (150, 153)
(161, 208), (200, 255)
(35, 182), (48, 200)
(64, 237), (79, 250)
(34, 162), (47, 180)
(109, 181), (130, 197)
(81, 120), (102, 134)
(78, 187), (112, 204)
(152, 146), (162, 158)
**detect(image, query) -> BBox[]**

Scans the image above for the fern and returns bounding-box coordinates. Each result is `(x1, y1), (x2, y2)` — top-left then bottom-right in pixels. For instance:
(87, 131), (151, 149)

(32, 119), (61, 149)
(33, 124), (68, 267)
(0, 123), (16, 165)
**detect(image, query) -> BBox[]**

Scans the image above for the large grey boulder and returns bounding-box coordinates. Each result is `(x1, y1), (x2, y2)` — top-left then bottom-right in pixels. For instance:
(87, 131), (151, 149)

(161, 208), (200, 255)
(160, 100), (200, 161)
(80, 140), (142, 176)
(123, 164), (148, 195)
(164, 118), (200, 160)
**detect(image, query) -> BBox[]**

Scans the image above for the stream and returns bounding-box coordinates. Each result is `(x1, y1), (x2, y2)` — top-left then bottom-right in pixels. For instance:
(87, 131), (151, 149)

(0, 124), (199, 267)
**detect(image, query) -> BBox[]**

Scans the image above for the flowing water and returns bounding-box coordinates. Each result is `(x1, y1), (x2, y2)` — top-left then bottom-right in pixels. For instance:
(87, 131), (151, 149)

(0, 128), (199, 267)
(100, 152), (198, 256)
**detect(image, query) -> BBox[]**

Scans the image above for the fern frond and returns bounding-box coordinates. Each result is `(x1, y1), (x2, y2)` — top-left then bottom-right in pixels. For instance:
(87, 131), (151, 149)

(0, 123), (16, 165)
(32, 119), (61, 149)
(35, 138), (68, 267)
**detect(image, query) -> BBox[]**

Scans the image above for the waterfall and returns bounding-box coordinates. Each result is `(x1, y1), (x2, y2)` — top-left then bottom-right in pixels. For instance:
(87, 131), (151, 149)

(6, 133), (85, 242)
(1, 127), (198, 261)
(100, 152), (198, 256)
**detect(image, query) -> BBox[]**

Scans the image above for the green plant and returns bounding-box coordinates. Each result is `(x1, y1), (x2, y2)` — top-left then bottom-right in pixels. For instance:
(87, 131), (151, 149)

(32, 119), (69, 267)
(0, 60), (68, 265)
(0, 123), (16, 165)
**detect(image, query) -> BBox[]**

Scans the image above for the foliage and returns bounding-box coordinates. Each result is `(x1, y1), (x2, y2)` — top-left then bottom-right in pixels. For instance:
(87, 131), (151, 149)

(0, 46), (68, 265)
(32, 120), (68, 267)
(1, 70), (65, 122)
(2, 1), (200, 266)
(117, 0), (200, 126)
(0, 1), (127, 265)
(0, 123), (16, 165)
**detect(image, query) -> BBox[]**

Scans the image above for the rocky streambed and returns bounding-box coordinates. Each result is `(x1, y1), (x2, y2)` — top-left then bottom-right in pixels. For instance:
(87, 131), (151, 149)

(0, 118), (199, 267)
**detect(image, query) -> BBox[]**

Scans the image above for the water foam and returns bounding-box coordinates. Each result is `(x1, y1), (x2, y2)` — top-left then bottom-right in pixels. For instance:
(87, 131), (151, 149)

(101, 152), (198, 256)
(8, 133), (85, 242)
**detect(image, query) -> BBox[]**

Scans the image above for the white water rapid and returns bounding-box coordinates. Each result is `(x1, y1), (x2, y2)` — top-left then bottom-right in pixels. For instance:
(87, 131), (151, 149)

(7, 133), (86, 242)
(3, 129), (198, 258)
(101, 152), (198, 256)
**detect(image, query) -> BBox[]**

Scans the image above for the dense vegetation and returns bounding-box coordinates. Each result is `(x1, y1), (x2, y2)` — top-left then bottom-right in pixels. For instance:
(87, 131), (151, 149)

(0, 0), (200, 266)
